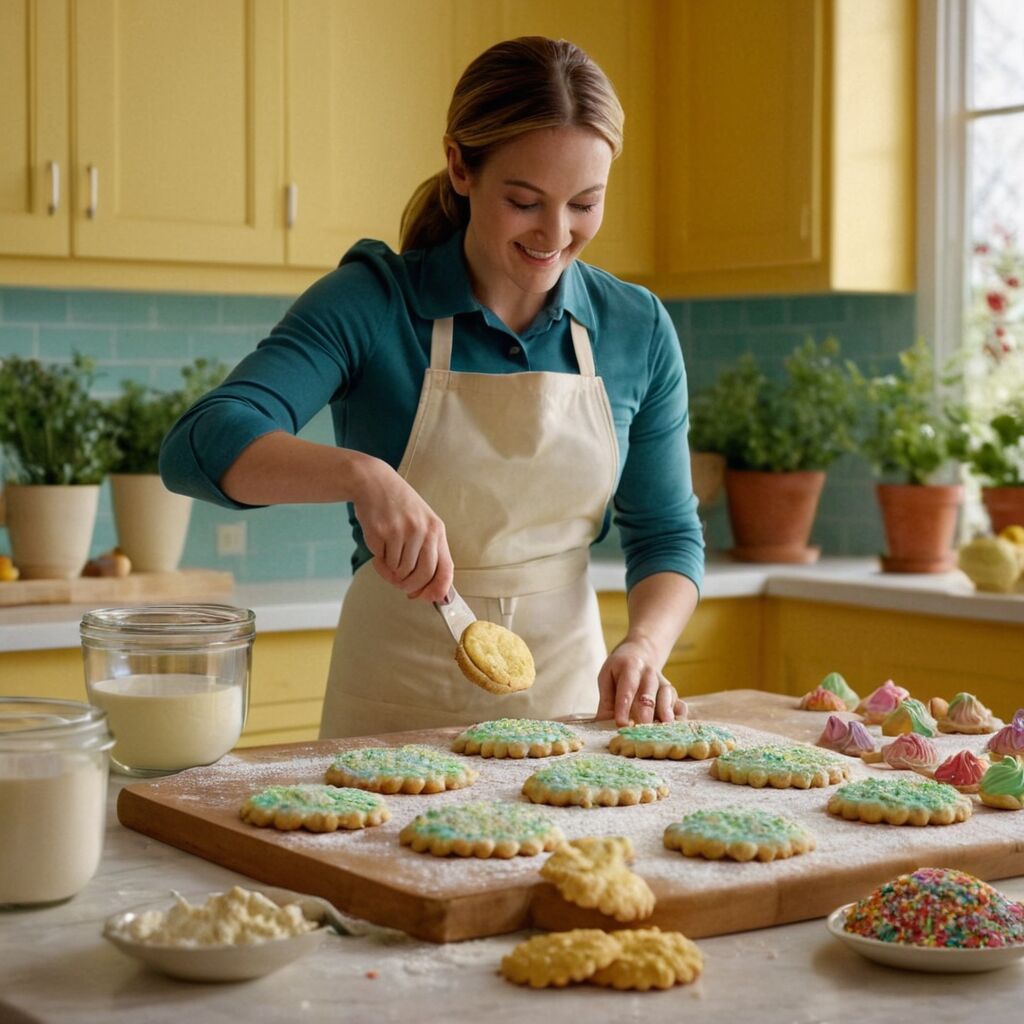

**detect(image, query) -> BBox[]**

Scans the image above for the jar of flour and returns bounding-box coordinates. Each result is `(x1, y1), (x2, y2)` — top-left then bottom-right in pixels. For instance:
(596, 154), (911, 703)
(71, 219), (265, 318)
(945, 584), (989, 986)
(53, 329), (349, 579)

(0, 698), (114, 907)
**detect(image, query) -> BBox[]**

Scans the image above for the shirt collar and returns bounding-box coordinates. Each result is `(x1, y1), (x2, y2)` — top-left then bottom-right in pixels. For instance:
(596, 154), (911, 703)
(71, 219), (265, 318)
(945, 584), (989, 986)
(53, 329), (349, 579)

(414, 228), (596, 331)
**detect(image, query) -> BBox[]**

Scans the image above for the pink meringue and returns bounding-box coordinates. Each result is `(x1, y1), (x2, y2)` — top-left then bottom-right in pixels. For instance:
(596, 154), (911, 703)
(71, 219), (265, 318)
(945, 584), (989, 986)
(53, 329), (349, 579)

(934, 750), (989, 792)
(816, 715), (876, 758)
(856, 680), (911, 724)
(799, 687), (847, 712)
(881, 732), (940, 771)
(987, 709), (1024, 759)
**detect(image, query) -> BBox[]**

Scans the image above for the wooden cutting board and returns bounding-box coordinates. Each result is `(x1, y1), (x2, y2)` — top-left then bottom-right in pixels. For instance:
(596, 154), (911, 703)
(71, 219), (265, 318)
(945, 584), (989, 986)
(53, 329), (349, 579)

(0, 569), (234, 607)
(117, 690), (1024, 943)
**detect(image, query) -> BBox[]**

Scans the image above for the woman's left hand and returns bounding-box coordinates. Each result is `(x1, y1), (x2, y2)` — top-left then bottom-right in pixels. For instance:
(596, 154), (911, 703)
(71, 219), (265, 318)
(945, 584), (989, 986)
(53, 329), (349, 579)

(596, 639), (687, 727)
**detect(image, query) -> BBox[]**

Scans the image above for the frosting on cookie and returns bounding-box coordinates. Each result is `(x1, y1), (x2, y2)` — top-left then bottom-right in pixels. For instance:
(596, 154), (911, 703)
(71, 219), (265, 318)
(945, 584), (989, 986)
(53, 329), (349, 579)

(817, 716), (875, 757)
(665, 808), (812, 848)
(614, 721), (735, 744)
(246, 784), (386, 814)
(715, 744), (846, 775)
(987, 709), (1024, 758)
(818, 671), (860, 707)
(798, 686), (847, 712)
(881, 733), (940, 771)
(328, 744), (471, 780)
(939, 692), (999, 733)
(831, 776), (962, 810)
(403, 801), (558, 843)
(979, 755), (1024, 800)
(856, 679), (910, 721)
(843, 867), (1024, 948)
(934, 750), (988, 789)
(881, 698), (938, 737)
(524, 755), (667, 793)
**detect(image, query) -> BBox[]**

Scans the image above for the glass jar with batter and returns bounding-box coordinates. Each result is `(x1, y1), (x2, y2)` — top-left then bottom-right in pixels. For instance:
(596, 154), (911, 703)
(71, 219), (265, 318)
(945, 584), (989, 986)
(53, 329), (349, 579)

(81, 604), (255, 776)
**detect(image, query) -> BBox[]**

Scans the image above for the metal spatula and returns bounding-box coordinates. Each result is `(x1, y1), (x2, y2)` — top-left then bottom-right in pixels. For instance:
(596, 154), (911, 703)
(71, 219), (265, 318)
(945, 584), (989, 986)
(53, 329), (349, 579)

(434, 586), (477, 644)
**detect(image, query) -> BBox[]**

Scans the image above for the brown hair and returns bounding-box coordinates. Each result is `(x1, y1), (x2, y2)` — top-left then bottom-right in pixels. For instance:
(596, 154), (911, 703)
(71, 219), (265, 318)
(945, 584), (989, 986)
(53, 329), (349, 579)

(399, 36), (624, 253)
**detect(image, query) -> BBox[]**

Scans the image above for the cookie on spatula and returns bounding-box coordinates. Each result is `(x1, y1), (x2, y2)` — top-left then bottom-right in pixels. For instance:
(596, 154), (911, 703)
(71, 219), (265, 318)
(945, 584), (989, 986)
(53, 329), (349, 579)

(455, 620), (536, 695)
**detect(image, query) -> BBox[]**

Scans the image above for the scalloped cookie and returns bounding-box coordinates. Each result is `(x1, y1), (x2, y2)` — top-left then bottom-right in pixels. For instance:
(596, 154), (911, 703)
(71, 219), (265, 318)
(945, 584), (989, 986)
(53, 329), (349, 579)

(398, 800), (563, 858)
(455, 620), (536, 695)
(451, 718), (583, 758)
(522, 754), (669, 808)
(540, 836), (655, 922)
(663, 807), (816, 862)
(608, 720), (736, 760)
(501, 929), (622, 988)
(827, 777), (973, 825)
(240, 784), (390, 832)
(325, 744), (477, 794)
(588, 928), (704, 991)
(710, 744), (850, 789)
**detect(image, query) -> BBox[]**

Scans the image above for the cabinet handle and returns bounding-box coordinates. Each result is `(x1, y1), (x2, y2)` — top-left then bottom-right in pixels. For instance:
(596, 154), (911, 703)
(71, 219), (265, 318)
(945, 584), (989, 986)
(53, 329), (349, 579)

(286, 183), (298, 228)
(87, 165), (99, 218)
(47, 161), (60, 215)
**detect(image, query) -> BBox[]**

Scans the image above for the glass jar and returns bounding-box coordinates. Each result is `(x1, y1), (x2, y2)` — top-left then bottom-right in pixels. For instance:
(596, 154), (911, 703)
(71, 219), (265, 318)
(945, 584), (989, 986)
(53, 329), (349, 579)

(80, 604), (255, 776)
(0, 698), (114, 907)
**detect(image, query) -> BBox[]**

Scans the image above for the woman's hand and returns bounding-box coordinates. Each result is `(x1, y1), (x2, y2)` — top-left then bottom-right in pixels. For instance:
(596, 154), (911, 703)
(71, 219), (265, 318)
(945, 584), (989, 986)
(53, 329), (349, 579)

(596, 638), (687, 727)
(350, 456), (454, 603)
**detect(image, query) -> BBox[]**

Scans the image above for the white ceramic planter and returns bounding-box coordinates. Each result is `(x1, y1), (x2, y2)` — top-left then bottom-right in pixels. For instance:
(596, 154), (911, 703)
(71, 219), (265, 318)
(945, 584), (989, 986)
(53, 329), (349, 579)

(110, 474), (193, 572)
(4, 483), (100, 579)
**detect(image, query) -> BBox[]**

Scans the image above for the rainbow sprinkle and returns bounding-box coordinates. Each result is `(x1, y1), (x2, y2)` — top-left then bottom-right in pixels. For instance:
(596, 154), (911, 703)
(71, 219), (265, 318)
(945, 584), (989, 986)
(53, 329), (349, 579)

(844, 867), (1024, 948)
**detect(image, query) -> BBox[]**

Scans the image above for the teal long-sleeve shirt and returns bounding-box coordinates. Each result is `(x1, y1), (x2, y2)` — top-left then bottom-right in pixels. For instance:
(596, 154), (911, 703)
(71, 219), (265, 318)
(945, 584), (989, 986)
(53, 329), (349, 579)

(159, 230), (704, 594)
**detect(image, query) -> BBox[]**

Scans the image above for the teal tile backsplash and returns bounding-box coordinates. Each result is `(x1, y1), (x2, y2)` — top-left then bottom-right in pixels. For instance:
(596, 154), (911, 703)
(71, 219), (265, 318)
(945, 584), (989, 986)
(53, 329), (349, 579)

(0, 286), (914, 581)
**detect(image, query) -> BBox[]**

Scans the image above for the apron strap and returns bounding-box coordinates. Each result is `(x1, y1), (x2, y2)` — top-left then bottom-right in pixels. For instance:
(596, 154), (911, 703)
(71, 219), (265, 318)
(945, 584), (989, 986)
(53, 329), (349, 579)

(430, 317), (455, 370)
(569, 318), (596, 377)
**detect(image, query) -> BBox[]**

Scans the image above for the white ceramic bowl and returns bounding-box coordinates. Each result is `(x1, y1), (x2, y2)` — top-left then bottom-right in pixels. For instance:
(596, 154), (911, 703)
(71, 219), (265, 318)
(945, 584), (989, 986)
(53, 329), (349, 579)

(102, 887), (333, 982)
(827, 904), (1024, 974)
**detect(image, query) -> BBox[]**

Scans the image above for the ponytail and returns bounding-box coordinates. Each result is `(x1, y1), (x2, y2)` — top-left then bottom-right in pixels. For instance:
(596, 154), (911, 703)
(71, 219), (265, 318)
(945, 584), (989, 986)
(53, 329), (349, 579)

(400, 169), (468, 253)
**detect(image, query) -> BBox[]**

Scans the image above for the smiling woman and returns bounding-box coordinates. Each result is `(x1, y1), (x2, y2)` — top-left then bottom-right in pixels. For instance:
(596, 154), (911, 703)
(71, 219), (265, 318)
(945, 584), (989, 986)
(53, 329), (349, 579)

(159, 36), (704, 740)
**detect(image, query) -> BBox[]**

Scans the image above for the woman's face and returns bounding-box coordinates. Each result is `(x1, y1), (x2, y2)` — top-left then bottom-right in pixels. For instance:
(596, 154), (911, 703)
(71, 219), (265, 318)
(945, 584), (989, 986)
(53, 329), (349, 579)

(449, 125), (613, 320)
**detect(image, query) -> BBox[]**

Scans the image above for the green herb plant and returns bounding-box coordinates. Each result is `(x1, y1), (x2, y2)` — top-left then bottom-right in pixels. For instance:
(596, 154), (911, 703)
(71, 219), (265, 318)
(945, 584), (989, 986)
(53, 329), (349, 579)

(107, 358), (226, 474)
(0, 354), (115, 485)
(950, 394), (1024, 487)
(689, 338), (859, 472)
(850, 339), (960, 485)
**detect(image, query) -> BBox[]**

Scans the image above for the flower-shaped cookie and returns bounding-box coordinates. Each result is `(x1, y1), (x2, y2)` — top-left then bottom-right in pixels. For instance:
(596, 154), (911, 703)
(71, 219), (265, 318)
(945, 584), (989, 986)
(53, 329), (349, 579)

(856, 679), (910, 724)
(325, 744), (477, 794)
(522, 755), (669, 808)
(588, 928), (704, 991)
(663, 807), (816, 863)
(399, 800), (563, 857)
(937, 692), (1002, 735)
(501, 930), (622, 987)
(709, 744), (850, 789)
(239, 784), (390, 832)
(827, 777), (972, 826)
(608, 720), (735, 760)
(451, 719), (583, 758)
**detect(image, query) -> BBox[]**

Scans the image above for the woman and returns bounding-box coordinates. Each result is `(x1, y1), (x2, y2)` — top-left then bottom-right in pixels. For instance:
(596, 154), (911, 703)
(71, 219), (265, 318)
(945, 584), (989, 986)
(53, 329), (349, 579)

(160, 36), (704, 738)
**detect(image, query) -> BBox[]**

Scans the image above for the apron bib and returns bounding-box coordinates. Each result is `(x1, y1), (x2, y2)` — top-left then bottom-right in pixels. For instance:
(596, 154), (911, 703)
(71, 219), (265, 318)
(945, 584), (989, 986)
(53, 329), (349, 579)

(320, 315), (619, 738)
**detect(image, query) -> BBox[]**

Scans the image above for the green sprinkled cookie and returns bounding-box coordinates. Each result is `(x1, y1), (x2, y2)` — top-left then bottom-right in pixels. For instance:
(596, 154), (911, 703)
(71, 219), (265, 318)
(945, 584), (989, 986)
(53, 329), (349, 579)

(663, 807), (816, 862)
(451, 719), (584, 759)
(828, 777), (973, 826)
(609, 721), (736, 760)
(325, 744), (478, 794)
(399, 800), (563, 858)
(522, 754), (669, 808)
(710, 744), (850, 789)
(240, 784), (390, 832)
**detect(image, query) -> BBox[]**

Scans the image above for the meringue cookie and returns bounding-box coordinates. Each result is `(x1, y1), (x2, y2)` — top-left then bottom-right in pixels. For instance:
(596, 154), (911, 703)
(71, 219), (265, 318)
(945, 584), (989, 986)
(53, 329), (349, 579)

(817, 715), (876, 758)
(938, 692), (1001, 735)
(798, 687), (847, 712)
(856, 680), (911, 724)
(818, 672), (860, 708)
(881, 698), (938, 738)
(986, 709), (1024, 760)
(881, 733), (940, 772)
(934, 750), (988, 793)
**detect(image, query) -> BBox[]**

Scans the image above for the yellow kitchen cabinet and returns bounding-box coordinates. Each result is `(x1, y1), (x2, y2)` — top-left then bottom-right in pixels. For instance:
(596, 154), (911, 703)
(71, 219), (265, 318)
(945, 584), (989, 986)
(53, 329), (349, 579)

(453, 0), (657, 279)
(0, 0), (69, 257)
(650, 0), (915, 297)
(761, 597), (1024, 722)
(597, 593), (763, 697)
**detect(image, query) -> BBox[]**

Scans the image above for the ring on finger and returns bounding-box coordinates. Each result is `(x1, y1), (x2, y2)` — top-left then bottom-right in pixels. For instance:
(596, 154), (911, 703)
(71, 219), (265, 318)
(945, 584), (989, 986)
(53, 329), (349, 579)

(637, 694), (656, 708)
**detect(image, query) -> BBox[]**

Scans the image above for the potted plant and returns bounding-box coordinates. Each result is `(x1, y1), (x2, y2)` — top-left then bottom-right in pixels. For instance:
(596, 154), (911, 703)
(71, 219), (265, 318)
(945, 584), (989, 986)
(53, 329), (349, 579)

(850, 339), (962, 572)
(0, 354), (115, 579)
(106, 358), (225, 572)
(689, 338), (859, 563)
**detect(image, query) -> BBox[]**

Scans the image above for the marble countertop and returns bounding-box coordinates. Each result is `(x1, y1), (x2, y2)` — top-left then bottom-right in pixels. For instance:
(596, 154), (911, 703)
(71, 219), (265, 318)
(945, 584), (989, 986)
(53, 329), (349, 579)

(2, 557), (1021, 654)
(3, 773), (1023, 1024)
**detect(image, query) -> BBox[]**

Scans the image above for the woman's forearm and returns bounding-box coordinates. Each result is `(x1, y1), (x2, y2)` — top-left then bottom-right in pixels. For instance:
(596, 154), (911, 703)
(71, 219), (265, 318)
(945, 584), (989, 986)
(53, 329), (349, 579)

(219, 430), (382, 506)
(622, 571), (700, 668)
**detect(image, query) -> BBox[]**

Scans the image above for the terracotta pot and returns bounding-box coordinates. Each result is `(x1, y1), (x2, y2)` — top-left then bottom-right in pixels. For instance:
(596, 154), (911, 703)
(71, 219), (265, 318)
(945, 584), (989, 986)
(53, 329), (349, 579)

(724, 469), (825, 563)
(875, 483), (962, 573)
(4, 483), (100, 579)
(110, 473), (193, 572)
(981, 486), (1024, 534)
(689, 450), (726, 510)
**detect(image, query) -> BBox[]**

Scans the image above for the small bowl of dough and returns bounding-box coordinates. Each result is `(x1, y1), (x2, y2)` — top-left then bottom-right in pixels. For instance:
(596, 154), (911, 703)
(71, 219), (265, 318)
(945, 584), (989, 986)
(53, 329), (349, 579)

(102, 885), (333, 982)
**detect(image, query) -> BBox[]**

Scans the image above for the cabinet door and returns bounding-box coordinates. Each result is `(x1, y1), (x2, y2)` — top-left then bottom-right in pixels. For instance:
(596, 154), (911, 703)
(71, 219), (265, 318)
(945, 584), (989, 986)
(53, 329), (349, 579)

(73, 0), (284, 264)
(0, 0), (69, 257)
(450, 0), (656, 279)
(285, 0), (458, 266)
(662, 0), (823, 274)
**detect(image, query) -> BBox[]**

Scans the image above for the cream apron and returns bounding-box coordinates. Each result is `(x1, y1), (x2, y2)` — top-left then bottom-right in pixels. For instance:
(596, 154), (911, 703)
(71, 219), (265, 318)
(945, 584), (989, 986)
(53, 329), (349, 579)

(319, 315), (620, 738)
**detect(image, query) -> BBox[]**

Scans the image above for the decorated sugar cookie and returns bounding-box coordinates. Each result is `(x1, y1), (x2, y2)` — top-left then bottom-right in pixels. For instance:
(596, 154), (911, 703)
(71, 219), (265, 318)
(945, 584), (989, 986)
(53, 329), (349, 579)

(540, 836), (655, 922)
(522, 754), (669, 808)
(399, 800), (563, 858)
(937, 692), (1002, 735)
(818, 671), (860, 707)
(450, 718), (583, 759)
(709, 744), (850, 789)
(663, 807), (816, 863)
(588, 928), (704, 991)
(325, 744), (478, 794)
(827, 777), (972, 826)
(239, 784), (390, 832)
(881, 698), (938, 737)
(979, 755), (1024, 810)
(501, 929), (622, 988)
(798, 686), (847, 712)
(608, 720), (736, 760)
